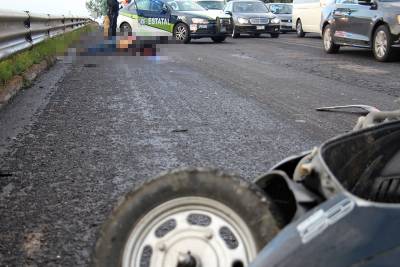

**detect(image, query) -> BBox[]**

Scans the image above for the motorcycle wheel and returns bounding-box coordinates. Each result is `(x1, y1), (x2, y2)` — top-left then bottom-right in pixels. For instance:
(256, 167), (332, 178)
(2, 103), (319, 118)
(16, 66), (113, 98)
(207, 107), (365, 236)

(92, 168), (283, 267)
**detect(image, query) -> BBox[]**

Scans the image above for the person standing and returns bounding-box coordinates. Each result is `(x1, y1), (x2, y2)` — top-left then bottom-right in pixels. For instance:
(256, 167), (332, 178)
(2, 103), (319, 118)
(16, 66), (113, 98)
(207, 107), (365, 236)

(107, 0), (120, 37)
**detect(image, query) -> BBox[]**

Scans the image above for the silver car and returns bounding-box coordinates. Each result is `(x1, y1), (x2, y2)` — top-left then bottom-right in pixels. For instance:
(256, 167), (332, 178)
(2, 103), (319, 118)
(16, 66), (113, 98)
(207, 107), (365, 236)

(265, 3), (294, 33)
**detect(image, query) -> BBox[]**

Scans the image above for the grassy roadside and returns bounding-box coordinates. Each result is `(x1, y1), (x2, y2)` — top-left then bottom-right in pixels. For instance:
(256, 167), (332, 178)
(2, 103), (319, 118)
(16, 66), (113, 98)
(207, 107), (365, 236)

(0, 25), (95, 87)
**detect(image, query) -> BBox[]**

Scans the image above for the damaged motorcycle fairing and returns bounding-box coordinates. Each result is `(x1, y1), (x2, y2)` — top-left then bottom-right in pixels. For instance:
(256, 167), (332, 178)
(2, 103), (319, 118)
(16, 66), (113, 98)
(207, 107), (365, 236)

(251, 120), (400, 267)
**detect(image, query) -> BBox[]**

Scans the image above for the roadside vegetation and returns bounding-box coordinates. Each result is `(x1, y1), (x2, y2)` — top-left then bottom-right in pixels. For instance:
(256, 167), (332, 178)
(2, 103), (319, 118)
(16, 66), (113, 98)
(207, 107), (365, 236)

(0, 25), (93, 86)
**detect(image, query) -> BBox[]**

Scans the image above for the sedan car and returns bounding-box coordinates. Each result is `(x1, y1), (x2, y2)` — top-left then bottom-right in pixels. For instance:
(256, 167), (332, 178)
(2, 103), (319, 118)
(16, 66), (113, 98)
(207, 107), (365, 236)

(224, 0), (281, 38)
(321, 0), (400, 62)
(117, 0), (232, 43)
(266, 3), (294, 33)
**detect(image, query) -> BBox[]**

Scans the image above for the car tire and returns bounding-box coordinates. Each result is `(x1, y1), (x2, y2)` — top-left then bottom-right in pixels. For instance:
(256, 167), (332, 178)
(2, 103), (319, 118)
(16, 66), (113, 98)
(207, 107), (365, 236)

(373, 25), (395, 62)
(174, 23), (191, 44)
(253, 33), (261, 37)
(92, 168), (283, 267)
(120, 22), (132, 34)
(270, 33), (279, 38)
(211, 36), (226, 43)
(323, 24), (340, 54)
(296, 19), (305, 38)
(232, 25), (240, 38)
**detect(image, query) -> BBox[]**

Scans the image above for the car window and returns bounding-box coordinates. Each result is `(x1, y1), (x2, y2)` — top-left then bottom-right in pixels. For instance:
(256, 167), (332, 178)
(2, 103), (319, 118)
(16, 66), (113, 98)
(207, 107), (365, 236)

(336, 0), (358, 4)
(136, 0), (166, 11)
(224, 2), (232, 11)
(268, 4), (292, 14)
(197, 1), (225, 10)
(149, 0), (164, 11)
(136, 0), (151, 10)
(166, 0), (206, 10)
(128, 2), (137, 10)
(233, 2), (268, 13)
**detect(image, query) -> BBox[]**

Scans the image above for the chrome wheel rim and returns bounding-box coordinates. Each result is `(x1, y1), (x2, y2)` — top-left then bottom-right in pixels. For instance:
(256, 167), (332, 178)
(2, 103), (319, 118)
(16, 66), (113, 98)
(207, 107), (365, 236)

(296, 22), (301, 35)
(175, 26), (187, 40)
(374, 30), (387, 58)
(122, 197), (257, 267)
(324, 28), (332, 50)
(122, 24), (131, 33)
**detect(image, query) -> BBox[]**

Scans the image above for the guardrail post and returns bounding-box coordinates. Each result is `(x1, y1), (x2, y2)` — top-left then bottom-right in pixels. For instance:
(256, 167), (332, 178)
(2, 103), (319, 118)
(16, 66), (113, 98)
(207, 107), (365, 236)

(24, 11), (33, 43)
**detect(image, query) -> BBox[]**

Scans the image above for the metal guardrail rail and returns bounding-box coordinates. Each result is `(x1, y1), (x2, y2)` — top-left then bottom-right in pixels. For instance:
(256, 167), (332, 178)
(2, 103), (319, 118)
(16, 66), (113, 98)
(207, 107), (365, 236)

(0, 9), (91, 60)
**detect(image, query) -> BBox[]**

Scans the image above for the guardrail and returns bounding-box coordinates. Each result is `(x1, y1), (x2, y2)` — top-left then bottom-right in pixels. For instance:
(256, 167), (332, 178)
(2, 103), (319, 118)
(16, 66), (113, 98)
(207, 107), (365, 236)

(0, 9), (91, 60)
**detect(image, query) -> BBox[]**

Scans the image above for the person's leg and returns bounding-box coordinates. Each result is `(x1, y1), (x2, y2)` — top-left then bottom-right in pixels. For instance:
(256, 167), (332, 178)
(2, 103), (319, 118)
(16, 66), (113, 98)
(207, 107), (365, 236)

(108, 13), (114, 38)
(111, 13), (118, 37)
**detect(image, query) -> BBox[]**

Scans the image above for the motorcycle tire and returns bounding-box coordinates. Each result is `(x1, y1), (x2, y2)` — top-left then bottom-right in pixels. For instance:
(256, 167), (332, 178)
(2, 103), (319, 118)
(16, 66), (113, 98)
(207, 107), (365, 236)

(92, 168), (283, 267)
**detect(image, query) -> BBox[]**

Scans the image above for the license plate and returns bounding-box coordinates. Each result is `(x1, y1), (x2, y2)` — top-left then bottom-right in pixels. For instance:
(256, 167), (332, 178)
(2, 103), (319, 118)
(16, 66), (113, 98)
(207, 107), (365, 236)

(220, 26), (226, 32)
(256, 26), (265, 30)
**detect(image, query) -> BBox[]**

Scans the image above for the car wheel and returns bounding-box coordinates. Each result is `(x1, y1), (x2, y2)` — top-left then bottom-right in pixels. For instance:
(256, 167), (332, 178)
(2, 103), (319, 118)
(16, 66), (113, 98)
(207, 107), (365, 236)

(296, 19), (305, 38)
(174, 23), (191, 44)
(211, 36), (226, 43)
(270, 33), (279, 38)
(323, 24), (340, 54)
(92, 168), (283, 267)
(232, 25), (240, 38)
(373, 25), (394, 62)
(120, 22), (132, 34)
(253, 33), (261, 37)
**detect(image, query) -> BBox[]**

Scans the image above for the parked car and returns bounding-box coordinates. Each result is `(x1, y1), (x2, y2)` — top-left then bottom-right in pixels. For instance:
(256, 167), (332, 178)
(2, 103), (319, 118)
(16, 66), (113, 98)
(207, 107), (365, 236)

(292, 0), (334, 37)
(224, 0), (281, 38)
(266, 3), (294, 33)
(117, 0), (232, 43)
(321, 0), (400, 62)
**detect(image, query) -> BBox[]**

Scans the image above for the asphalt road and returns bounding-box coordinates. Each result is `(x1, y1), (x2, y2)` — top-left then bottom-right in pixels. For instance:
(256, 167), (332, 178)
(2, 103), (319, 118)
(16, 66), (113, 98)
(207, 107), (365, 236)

(0, 31), (399, 266)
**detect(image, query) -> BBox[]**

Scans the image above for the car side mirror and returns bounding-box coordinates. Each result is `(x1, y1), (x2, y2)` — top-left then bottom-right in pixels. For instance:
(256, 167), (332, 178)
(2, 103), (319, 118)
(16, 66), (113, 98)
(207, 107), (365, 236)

(225, 11), (232, 15)
(370, 1), (378, 9)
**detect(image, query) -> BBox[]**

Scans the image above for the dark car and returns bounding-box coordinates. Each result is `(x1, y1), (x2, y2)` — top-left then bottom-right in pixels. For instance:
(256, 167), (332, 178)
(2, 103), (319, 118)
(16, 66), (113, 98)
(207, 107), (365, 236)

(224, 0), (281, 38)
(117, 0), (232, 43)
(321, 0), (400, 61)
(266, 3), (294, 33)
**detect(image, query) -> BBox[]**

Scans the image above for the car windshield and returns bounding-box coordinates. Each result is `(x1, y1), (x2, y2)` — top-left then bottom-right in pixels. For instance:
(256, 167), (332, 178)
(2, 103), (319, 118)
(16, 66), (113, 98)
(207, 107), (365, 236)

(233, 1), (268, 13)
(268, 4), (292, 14)
(166, 0), (206, 11)
(197, 1), (225, 9)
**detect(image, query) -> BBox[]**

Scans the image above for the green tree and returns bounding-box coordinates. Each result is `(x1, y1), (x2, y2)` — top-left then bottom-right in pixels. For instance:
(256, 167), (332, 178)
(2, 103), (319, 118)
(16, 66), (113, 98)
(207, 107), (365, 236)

(86, 0), (108, 17)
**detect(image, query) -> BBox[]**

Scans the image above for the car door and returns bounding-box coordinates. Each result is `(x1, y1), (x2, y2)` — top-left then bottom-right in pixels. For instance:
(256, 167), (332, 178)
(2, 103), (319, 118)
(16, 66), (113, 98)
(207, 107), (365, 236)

(345, 0), (376, 45)
(135, 0), (173, 36)
(331, 0), (358, 43)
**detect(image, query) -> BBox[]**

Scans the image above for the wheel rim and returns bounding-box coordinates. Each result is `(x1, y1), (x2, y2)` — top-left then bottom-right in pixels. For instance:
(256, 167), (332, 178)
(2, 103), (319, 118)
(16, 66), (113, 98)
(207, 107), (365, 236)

(175, 25), (187, 40)
(122, 24), (131, 33)
(122, 197), (257, 267)
(296, 22), (301, 35)
(375, 30), (387, 58)
(324, 27), (332, 50)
